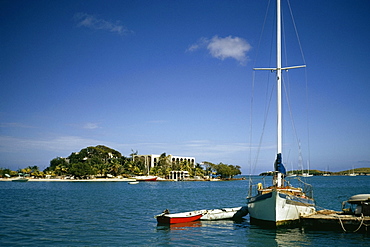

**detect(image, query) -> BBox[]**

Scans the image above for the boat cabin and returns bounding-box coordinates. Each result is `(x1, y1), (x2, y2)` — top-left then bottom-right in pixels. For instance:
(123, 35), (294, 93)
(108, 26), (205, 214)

(342, 194), (370, 216)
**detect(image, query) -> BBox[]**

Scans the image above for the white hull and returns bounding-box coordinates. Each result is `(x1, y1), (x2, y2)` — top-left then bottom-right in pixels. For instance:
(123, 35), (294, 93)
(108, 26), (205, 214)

(248, 190), (315, 226)
(128, 181), (139, 184)
(301, 173), (313, 177)
(133, 176), (157, 181)
(200, 207), (243, 220)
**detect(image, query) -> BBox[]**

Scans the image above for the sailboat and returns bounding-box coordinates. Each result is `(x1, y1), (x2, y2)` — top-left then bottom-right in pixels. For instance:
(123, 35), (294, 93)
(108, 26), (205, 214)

(132, 156), (157, 181)
(247, 0), (316, 226)
(348, 166), (357, 176)
(302, 161), (313, 177)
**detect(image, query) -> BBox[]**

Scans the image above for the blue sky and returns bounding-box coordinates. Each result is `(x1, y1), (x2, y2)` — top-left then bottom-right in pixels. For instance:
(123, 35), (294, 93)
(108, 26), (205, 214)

(1, 0), (370, 174)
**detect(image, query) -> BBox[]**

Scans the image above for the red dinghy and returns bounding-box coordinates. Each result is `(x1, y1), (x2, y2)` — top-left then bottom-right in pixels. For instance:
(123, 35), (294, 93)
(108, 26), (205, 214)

(155, 209), (204, 224)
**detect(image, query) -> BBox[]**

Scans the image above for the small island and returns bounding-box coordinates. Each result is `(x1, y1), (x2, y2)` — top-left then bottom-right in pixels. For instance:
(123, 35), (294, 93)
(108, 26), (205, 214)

(0, 145), (242, 181)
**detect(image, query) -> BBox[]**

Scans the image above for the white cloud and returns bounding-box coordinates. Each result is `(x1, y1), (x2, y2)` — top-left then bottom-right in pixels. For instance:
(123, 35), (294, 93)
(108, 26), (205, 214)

(83, 122), (100, 129)
(0, 134), (269, 173)
(186, 37), (209, 52)
(0, 135), (101, 153)
(188, 36), (252, 65)
(0, 122), (35, 128)
(208, 36), (251, 63)
(74, 13), (131, 35)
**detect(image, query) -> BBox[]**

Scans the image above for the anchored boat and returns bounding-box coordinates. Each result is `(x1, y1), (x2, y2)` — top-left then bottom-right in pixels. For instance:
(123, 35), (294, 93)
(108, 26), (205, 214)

(200, 207), (247, 221)
(155, 209), (204, 224)
(247, 0), (315, 226)
(155, 206), (249, 224)
(301, 194), (370, 233)
(133, 176), (157, 181)
(11, 173), (29, 182)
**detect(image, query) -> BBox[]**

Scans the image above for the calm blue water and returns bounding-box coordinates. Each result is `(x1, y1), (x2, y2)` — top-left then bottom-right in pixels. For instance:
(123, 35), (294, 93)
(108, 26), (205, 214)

(1, 176), (369, 246)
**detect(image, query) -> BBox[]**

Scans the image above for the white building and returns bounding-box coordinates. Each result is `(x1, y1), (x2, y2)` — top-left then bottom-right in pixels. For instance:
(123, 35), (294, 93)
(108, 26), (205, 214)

(169, 171), (189, 180)
(132, 154), (195, 169)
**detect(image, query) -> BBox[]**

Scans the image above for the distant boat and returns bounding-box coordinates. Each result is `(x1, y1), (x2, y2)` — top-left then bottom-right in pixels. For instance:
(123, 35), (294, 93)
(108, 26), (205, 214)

(128, 181), (139, 184)
(12, 177), (29, 182)
(247, 0), (315, 226)
(302, 161), (313, 177)
(133, 176), (157, 181)
(302, 173), (313, 178)
(12, 173), (29, 182)
(348, 166), (357, 176)
(155, 209), (204, 224)
(323, 166), (330, 176)
(287, 163), (297, 177)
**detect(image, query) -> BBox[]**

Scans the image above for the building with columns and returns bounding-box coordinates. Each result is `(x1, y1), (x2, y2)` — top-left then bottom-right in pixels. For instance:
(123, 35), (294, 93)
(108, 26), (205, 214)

(132, 154), (195, 170)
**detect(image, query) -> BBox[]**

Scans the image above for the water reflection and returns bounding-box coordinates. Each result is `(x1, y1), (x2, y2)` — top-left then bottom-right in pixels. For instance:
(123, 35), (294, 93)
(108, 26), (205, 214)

(157, 221), (203, 231)
(157, 219), (247, 231)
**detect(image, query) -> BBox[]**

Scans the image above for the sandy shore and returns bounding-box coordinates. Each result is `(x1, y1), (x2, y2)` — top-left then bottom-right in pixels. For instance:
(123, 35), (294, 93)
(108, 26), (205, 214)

(0, 178), (137, 182)
(0, 177), (241, 182)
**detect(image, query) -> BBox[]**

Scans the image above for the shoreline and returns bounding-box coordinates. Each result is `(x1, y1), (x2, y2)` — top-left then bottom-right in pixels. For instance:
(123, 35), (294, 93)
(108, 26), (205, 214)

(0, 177), (245, 182)
(0, 178), (137, 182)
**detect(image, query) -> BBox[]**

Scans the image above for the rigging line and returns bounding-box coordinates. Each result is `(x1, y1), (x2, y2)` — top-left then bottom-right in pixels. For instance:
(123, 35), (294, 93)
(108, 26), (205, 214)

(253, 80), (275, 170)
(282, 0), (311, 166)
(287, 0), (306, 64)
(249, 0), (271, 176)
(249, 71), (256, 175)
(304, 67), (312, 165)
(252, 0), (272, 69)
(282, 76), (301, 152)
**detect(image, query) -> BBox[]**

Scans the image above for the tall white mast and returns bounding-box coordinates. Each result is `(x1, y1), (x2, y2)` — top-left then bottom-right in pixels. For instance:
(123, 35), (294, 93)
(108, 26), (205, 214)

(253, 0), (306, 172)
(276, 0), (282, 156)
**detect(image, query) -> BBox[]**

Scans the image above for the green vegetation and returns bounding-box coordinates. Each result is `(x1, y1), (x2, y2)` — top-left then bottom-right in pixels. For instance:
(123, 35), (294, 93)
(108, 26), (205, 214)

(203, 161), (242, 179)
(0, 145), (242, 180)
(0, 165), (43, 178)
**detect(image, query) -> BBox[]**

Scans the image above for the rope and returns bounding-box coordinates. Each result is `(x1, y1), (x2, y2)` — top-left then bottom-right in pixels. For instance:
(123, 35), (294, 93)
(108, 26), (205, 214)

(335, 213), (367, 233)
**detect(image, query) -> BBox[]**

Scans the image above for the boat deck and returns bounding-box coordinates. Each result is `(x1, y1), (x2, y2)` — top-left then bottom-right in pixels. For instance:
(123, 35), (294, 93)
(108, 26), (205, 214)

(259, 186), (308, 199)
(300, 210), (370, 233)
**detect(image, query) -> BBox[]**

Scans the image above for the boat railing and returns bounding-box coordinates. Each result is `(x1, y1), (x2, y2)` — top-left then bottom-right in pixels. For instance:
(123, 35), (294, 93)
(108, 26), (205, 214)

(296, 177), (314, 199)
(247, 182), (256, 199)
(247, 176), (269, 198)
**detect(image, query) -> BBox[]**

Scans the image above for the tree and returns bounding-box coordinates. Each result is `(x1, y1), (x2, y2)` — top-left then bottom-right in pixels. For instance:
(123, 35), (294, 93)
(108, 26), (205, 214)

(132, 155), (147, 175)
(0, 168), (15, 178)
(157, 153), (172, 177)
(204, 162), (241, 179)
(192, 163), (205, 177)
(69, 162), (93, 179)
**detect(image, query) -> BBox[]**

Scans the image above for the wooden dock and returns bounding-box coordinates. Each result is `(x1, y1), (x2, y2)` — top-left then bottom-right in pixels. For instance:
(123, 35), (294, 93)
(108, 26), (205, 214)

(301, 210), (370, 233)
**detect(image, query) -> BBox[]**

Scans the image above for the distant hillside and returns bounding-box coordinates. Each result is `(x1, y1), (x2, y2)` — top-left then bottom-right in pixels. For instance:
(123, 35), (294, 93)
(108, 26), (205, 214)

(331, 167), (370, 175)
(259, 167), (370, 176)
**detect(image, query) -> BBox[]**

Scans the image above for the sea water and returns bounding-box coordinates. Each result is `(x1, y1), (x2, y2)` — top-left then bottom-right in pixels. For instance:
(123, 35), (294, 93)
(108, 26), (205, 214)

(0, 176), (369, 246)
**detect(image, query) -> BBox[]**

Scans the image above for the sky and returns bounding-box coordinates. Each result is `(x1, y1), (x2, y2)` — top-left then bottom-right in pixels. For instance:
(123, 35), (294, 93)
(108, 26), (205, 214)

(1, 0), (370, 174)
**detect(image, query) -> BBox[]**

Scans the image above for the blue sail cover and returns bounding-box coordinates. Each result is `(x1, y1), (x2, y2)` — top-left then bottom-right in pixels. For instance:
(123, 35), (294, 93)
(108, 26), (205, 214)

(274, 153), (286, 175)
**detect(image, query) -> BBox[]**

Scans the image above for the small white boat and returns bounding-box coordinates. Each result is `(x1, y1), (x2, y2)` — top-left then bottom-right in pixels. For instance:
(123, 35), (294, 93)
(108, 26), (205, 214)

(12, 177), (29, 182)
(128, 181), (139, 184)
(12, 173), (29, 182)
(133, 176), (158, 181)
(302, 173), (313, 177)
(200, 207), (247, 220)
